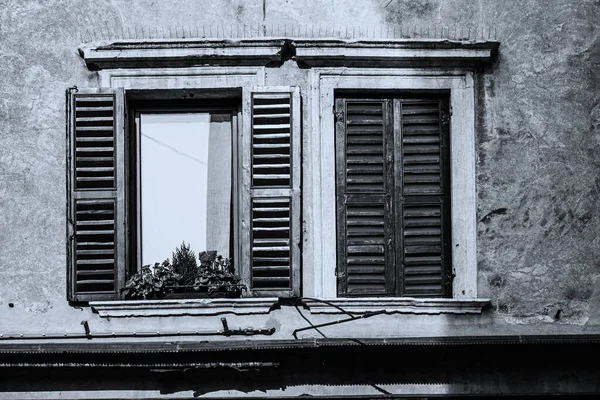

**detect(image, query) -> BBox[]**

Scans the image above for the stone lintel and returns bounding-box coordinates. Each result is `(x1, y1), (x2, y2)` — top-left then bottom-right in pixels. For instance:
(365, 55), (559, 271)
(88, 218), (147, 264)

(79, 38), (499, 70)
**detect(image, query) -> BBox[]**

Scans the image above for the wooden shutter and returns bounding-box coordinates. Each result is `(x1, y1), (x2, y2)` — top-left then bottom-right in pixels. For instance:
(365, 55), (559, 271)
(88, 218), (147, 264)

(66, 87), (125, 302)
(336, 99), (396, 296)
(395, 98), (451, 297)
(241, 87), (301, 297)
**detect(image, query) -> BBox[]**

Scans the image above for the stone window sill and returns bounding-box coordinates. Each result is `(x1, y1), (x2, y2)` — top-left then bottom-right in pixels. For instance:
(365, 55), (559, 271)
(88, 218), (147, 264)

(90, 298), (279, 318)
(304, 298), (490, 315)
(90, 297), (489, 318)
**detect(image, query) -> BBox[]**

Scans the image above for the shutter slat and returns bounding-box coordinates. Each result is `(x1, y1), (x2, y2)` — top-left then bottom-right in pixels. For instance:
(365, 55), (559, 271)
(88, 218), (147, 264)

(244, 87), (300, 297)
(399, 100), (449, 297)
(253, 123), (291, 130)
(73, 93), (115, 191)
(343, 100), (387, 193)
(251, 93), (293, 190)
(73, 198), (117, 296)
(68, 88), (123, 302)
(250, 198), (292, 290)
(337, 99), (394, 296)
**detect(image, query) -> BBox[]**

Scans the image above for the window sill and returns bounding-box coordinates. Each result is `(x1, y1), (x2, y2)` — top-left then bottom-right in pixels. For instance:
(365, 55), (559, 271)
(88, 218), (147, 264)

(304, 298), (490, 315)
(90, 298), (279, 318)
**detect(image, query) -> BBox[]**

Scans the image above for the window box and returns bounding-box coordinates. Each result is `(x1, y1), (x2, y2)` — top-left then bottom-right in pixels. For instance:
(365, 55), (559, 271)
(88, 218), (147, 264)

(161, 284), (246, 299)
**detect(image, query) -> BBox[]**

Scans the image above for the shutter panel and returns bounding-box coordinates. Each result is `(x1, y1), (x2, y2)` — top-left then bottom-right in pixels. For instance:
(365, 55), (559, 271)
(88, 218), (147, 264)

(241, 87), (301, 297)
(336, 99), (396, 296)
(66, 87), (125, 302)
(396, 99), (451, 297)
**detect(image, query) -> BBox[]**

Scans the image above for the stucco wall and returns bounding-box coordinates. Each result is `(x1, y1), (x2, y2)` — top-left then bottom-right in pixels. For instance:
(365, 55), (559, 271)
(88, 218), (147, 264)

(0, 0), (599, 338)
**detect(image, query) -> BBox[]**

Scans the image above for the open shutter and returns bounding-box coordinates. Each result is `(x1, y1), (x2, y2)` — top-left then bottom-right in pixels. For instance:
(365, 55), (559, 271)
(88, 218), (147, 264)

(336, 99), (396, 296)
(241, 87), (301, 297)
(395, 98), (451, 297)
(66, 87), (125, 302)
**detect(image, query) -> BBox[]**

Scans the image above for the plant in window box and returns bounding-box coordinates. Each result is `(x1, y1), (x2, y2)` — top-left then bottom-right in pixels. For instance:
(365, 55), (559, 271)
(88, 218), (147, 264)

(171, 241), (198, 286)
(121, 260), (182, 300)
(122, 243), (245, 299)
(192, 251), (245, 297)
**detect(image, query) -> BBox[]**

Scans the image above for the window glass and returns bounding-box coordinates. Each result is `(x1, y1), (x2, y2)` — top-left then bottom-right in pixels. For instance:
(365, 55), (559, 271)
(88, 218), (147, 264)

(139, 113), (232, 265)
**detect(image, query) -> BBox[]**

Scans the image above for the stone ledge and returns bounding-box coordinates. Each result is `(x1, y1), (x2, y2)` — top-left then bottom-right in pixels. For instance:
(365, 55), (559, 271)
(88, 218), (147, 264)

(90, 298), (279, 318)
(304, 298), (490, 315)
(79, 39), (286, 69)
(294, 38), (499, 67)
(79, 38), (499, 70)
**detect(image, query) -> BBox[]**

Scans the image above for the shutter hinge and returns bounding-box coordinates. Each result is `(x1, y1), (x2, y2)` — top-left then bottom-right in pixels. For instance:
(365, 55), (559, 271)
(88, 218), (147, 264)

(334, 108), (345, 124)
(67, 219), (75, 241)
(444, 270), (456, 286)
(441, 111), (451, 124)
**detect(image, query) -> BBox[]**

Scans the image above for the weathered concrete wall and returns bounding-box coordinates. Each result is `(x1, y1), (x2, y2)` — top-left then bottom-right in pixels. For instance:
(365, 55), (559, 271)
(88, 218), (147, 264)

(0, 0), (599, 340)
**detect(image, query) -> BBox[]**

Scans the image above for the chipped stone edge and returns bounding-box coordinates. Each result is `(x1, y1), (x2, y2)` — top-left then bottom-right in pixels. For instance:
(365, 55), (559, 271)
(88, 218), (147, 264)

(90, 298), (279, 318)
(78, 38), (499, 70)
(294, 39), (498, 67)
(78, 39), (286, 69)
(304, 298), (491, 315)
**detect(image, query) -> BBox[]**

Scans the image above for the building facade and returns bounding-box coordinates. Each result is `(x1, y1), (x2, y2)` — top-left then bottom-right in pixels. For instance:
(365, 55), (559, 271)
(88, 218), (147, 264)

(1, 0), (600, 398)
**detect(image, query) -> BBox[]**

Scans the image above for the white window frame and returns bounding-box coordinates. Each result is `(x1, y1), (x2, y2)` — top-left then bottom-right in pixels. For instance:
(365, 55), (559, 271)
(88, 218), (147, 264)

(304, 68), (478, 301)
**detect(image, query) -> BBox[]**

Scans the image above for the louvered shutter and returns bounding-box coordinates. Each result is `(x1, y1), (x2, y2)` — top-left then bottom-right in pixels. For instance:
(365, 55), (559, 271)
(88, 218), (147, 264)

(396, 98), (451, 297)
(336, 99), (396, 296)
(66, 87), (126, 302)
(241, 87), (301, 297)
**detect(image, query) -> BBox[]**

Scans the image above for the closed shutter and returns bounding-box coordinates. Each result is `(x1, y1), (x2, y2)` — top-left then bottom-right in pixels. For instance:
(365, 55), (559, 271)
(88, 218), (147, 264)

(336, 99), (396, 296)
(241, 87), (301, 297)
(336, 95), (451, 298)
(396, 99), (451, 297)
(66, 87), (125, 302)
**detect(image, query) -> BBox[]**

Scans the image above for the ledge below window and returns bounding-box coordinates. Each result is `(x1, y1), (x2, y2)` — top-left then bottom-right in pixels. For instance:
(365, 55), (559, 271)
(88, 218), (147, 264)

(90, 298), (279, 318)
(304, 298), (490, 315)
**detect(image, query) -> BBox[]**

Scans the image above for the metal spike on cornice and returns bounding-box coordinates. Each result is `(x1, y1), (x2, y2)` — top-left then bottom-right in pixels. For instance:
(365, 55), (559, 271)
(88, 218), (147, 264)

(80, 23), (498, 43)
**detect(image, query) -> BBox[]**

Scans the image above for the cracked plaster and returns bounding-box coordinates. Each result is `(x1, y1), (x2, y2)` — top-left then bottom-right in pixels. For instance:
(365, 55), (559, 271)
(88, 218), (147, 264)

(0, 0), (599, 335)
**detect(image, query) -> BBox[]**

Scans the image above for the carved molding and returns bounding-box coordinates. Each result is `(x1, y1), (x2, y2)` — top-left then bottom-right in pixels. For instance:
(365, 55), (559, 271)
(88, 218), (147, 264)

(79, 39), (286, 69)
(79, 38), (499, 70)
(90, 298), (279, 318)
(304, 298), (491, 315)
(294, 39), (499, 67)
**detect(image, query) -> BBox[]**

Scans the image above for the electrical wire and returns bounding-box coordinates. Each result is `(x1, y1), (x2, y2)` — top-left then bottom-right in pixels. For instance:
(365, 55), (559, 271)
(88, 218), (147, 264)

(141, 133), (207, 166)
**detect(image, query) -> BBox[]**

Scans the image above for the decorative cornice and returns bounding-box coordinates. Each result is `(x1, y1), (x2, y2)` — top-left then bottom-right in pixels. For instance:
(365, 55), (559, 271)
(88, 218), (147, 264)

(78, 38), (499, 70)
(304, 298), (491, 314)
(294, 39), (499, 67)
(79, 39), (286, 70)
(90, 298), (279, 318)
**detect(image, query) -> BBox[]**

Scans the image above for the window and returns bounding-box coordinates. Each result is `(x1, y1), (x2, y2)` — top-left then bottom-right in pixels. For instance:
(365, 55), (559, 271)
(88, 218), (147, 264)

(335, 94), (451, 297)
(307, 68), (478, 301)
(66, 87), (301, 302)
(73, 39), (498, 314)
(131, 106), (237, 271)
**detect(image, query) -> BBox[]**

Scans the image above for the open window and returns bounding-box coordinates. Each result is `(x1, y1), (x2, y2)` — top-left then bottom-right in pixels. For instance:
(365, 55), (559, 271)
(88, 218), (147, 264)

(66, 87), (301, 302)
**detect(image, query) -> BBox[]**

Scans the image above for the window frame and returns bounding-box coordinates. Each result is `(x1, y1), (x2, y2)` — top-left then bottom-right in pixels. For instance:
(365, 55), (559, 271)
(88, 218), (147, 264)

(305, 68), (478, 300)
(82, 67), (302, 301)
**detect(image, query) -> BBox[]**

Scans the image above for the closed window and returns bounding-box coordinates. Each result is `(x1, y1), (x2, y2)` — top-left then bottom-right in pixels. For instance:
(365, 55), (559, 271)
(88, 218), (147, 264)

(335, 94), (452, 297)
